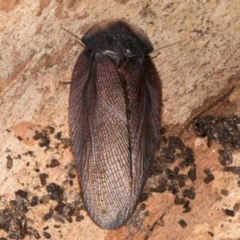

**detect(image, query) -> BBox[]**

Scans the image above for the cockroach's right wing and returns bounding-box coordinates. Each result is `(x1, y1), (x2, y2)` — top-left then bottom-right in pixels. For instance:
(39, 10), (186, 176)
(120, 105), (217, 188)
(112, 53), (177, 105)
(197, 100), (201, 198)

(69, 50), (92, 169)
(70, 51), (133, 229)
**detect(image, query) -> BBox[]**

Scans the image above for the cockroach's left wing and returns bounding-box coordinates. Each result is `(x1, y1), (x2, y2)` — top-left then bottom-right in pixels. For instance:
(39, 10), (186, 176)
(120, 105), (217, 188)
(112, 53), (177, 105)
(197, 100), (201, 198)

(120, 56), (161, 201)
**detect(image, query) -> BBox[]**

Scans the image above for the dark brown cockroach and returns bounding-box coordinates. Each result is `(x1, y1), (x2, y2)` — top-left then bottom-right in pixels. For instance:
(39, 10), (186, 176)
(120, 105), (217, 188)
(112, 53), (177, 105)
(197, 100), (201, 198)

(69, 19), (161, 229)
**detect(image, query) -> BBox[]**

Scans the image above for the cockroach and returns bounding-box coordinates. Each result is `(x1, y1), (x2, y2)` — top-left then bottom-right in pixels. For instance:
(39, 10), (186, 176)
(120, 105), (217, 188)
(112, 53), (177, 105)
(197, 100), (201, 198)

(69, 19), (161, 229)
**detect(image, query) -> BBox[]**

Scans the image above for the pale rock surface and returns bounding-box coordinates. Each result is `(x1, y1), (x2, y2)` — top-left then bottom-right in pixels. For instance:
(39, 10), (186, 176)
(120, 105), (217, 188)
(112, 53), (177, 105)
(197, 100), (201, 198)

(0, 0), (240, 239)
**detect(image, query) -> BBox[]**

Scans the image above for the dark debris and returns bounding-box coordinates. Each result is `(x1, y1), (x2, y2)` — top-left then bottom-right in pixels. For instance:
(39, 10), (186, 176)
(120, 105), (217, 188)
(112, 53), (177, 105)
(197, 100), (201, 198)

(6, 155), (13, 169)
(178, 219), (187, 228)
(224, 166), (240, 175)
(46, 158), (60, 168)
(43, 231), (51, 239)
(183, 188), (195, 200)
(30, 196), (39, 207)
(208, 231), (214, 237)
(76, 215), (84, 222)
(0, 206), (28, 239)
(233, 203), (239, 211)
(15, 190), (28, 198)
(224, 209), (235, 217)
(203, 169), (215, 184)
(193, 115), (240, 166)
(40, 173), (49, 186)
(32, 229), (41, 239)
(32, 126), (56, 149)
(145, 135), (198, 215)
(140, 115), (240, 230)
(46, 183), (63, 202)
(1, 124), (84, 239)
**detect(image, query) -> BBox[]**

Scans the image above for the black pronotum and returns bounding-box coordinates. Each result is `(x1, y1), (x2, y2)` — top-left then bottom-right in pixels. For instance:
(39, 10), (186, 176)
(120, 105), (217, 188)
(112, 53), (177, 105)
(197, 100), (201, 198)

(69, 19), (161, 229)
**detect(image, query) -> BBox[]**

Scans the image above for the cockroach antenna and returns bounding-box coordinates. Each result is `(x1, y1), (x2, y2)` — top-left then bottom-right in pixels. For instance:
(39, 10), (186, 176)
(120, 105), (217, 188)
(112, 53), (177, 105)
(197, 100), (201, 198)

(156, 39), (185, 51)
(151, 39), (185, 59)
(61, 27), (85, 48)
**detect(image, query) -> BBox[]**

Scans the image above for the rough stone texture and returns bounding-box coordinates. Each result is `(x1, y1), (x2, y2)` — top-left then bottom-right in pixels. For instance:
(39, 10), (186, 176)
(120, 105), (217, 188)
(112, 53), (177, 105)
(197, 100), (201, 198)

(0, 0), (240, 239)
